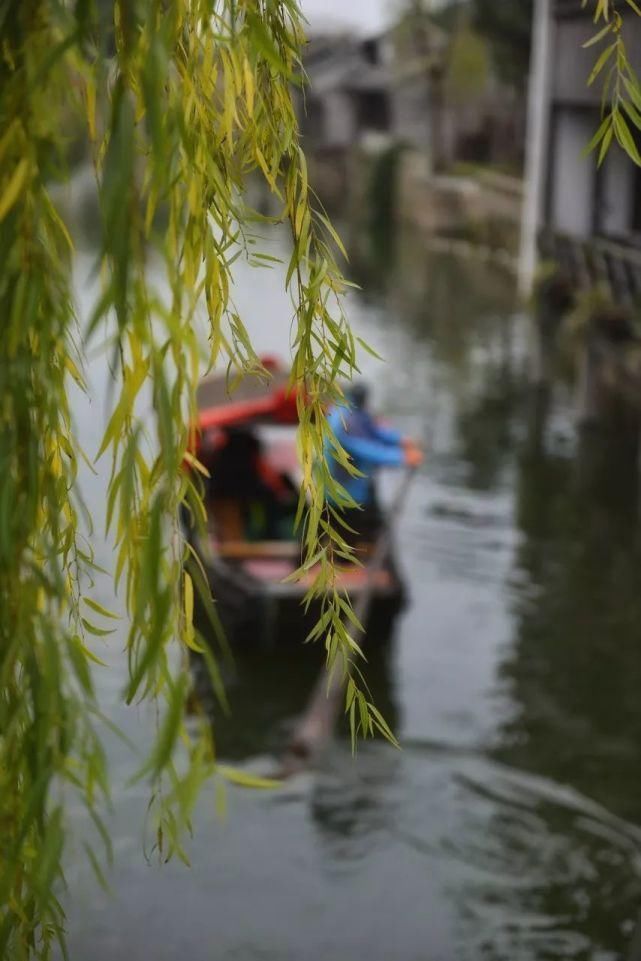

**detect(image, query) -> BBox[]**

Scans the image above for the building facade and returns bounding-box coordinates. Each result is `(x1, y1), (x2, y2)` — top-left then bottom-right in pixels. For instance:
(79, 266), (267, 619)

(548, 2), (641, 241)
(298, 33), (392, 154)
(529, 2), (641, 241)
(520, 0), (641, 297)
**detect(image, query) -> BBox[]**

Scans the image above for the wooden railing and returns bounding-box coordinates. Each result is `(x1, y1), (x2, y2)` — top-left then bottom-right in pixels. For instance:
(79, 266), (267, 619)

(539, 230), (641, 306)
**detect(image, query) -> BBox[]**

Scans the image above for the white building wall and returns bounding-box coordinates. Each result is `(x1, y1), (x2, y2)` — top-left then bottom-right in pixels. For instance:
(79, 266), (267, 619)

(554, 17), (641, 108)
(599, 145), (635, 238)
(550, 109), (594, 238)
(391, 78), (431, 149)
(520, 5), (641, 290)
(323, 91), (356, 149)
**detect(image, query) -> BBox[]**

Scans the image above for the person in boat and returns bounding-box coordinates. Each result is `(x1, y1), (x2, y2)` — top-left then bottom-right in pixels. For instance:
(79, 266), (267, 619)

(204, 427), (297, 542)
(325, 383), (423, 544)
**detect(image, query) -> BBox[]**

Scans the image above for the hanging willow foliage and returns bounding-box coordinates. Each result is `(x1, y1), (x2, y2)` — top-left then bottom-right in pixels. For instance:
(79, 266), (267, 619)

(584, 0), (641, 164)
(0, 1), (391, 957)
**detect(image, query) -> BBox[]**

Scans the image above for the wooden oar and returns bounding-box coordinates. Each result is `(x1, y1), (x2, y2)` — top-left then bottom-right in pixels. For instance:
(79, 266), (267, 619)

(628, 913), (641, 961)
(277, 465), (417, 778)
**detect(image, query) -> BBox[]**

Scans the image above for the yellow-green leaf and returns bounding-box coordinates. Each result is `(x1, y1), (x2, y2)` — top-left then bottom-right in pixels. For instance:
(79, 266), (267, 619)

(84, 597), (120, 620)
(217, 765), (280, 790)
(0, 158), (29, 222)
(81, 618), (116, 638)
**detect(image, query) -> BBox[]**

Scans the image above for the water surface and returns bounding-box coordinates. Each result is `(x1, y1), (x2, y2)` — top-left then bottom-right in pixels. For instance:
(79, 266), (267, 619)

(61, 219), (641, 961)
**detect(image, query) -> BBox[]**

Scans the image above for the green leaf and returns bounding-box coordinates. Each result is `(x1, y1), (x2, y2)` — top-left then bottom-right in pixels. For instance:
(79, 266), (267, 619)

(585, 114), (611, 154)
(81, 618), (116, 640)
(0, 158), (29, 221)
(583, 22), (613, 48)
(316, 210), (349, 262)
(355, 336), (384, 361)
(624, 75), (641, 112)
(66, 635), (95, 696)
(597, 123), (614, 164)
(74, 635), (109, 667)
(82, 841), (111, 894)
(217, 766), (280, 789)
(83, 597), (120, 620)
(367, 703), (401, 748)
(0, 3), (396, 938)
(622, 97), (641, 130)
(95, 398), (126, 462)
(614, 109), (641, 163)
(139, 677), (188, 781)
(246, 13), (291, 75)
(588, 42), (616, 85)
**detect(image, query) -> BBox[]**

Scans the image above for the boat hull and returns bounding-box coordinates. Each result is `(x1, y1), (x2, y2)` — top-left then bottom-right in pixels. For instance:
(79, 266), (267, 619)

(193, 549), (406, 650)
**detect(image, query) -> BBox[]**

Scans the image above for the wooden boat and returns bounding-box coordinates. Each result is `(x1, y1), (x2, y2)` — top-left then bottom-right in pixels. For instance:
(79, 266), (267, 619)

(186, 361), (406, 648)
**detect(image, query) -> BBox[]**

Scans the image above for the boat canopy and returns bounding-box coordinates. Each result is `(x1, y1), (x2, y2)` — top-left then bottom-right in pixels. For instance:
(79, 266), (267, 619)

(196, 361), (299, 433)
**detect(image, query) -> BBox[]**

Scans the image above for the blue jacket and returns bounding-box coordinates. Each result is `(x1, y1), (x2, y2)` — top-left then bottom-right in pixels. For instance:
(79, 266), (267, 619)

(325, 404), (404, 505)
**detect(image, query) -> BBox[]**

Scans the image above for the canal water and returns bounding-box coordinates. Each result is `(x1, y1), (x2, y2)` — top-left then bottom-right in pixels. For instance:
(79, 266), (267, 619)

(60, 213), (641, 960)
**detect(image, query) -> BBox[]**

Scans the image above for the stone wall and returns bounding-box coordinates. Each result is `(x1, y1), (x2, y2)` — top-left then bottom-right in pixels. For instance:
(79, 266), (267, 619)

(396, 150), (523, 250)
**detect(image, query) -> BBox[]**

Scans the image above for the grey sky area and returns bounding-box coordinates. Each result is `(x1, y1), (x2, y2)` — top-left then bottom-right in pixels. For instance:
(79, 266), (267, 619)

(301, 1), (449, 36)
(300, 0), (401, 35)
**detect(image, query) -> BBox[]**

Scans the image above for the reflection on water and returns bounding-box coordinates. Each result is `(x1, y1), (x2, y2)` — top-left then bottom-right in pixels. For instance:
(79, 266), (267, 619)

(60, 212), (641, 961)
(499, 401), (641, 822)
(192, 642), (400, 764)
(448, 759), (641, 960)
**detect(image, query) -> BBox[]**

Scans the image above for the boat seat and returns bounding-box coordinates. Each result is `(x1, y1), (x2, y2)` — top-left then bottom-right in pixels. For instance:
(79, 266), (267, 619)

(215, 540), (302, 559)
(213, 541), (376, 559)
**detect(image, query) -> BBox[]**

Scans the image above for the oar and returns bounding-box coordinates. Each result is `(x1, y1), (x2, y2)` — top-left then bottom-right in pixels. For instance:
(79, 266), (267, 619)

(277, 465), (417, 778)
(628, 912), (641, 961)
